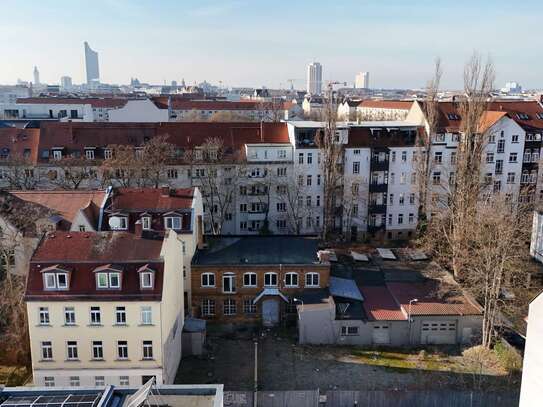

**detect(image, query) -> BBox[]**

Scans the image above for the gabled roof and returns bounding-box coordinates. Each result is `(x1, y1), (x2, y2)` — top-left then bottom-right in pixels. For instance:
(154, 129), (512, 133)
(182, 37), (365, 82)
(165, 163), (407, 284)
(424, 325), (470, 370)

(488, 100), (543, 130)
(359, 285), (406, 321)
(9, 190), (106, 229)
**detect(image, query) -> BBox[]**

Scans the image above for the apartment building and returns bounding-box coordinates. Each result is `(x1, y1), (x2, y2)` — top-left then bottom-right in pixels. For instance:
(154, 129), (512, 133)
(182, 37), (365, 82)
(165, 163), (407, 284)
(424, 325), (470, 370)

(25, 230), (185, 387)
(102, 186), (204, 310)
(191, 236), (330, 326)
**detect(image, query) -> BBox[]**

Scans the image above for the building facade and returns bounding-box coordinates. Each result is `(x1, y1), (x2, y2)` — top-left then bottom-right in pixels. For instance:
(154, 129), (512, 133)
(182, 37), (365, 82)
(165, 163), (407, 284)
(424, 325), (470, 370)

(306, 62), (323, 96)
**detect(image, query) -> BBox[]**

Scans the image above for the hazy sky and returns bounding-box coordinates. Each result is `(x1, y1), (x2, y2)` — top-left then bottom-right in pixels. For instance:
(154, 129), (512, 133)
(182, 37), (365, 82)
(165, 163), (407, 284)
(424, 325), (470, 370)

(1, 0), (542, 90)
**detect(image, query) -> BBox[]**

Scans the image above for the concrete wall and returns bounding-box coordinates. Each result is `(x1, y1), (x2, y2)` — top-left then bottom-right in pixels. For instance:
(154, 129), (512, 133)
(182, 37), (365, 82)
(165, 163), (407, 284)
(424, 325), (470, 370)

(108, 99), (168, 122)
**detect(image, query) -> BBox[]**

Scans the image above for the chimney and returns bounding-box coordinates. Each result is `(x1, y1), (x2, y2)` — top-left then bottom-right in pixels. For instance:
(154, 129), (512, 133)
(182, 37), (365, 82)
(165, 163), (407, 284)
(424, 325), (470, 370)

(197, 215), (204, 249)
(134, 220), (143, 238)
(160, 185), (170, 197)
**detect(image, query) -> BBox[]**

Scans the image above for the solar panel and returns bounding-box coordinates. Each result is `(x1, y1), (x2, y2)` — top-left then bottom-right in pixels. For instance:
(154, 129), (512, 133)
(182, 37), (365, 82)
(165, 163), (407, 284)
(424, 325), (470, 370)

(377, 248), (396, 260)
(1, 393), (102, 407)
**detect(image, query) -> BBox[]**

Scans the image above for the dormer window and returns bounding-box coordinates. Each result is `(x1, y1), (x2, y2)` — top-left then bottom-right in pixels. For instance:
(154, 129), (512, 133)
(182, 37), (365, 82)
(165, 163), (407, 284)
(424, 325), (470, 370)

(85, 148), (95, 159)
(108, 214), (128, 230)
(41, 265), (69, 290)
(104, 148), (113, 160)
(94, 265), (122, 289)
(52, 150), (63, 160)
(164, 214), (182, 230)
(141, 216), (151, 230)
(138, 265), (155, 289)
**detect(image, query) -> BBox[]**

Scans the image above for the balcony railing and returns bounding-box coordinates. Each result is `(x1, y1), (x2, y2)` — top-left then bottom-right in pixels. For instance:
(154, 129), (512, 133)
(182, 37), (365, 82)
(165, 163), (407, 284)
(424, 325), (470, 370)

(368, 204), (387, 213)
(369, 182), (388, 193)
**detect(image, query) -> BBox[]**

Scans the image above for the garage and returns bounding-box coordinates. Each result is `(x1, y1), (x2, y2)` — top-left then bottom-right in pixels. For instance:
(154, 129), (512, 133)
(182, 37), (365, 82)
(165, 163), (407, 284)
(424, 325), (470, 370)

(372, 324), (390, 344)
(421, 321), (457, 344)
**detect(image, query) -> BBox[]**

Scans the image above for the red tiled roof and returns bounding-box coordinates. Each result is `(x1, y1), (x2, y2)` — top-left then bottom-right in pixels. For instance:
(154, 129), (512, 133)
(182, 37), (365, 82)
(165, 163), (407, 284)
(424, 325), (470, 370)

(387, 282), (481, 316)
(0, 128), (40, 162)
(110, 187), (194, 211)
(26, 232), (165, 301)
(10, 190), (106, 227)
(488, 100), (543, 130)
(16, 97), (128, 108)
(360, 285), (406, 321)
(359, 100), (414, 110)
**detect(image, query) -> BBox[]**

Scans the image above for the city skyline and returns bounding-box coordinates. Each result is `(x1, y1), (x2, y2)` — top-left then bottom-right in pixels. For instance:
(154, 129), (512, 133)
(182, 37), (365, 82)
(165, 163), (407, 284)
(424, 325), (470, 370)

(0, 0), (542, 89)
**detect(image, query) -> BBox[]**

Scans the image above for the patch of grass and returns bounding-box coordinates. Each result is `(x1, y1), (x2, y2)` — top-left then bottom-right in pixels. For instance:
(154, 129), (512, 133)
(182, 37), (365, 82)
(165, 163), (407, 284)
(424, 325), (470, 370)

(494, 341), (522, 373)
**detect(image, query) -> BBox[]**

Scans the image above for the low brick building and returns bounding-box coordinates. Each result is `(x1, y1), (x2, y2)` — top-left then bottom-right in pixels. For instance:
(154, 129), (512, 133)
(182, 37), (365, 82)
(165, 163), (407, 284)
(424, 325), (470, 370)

(191, 236), (330, 326)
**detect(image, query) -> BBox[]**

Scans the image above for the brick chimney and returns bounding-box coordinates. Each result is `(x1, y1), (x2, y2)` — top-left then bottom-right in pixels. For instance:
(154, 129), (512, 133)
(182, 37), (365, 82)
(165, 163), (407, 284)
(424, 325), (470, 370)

(134, 220), (143, 238)
(197, 215), (204, 249)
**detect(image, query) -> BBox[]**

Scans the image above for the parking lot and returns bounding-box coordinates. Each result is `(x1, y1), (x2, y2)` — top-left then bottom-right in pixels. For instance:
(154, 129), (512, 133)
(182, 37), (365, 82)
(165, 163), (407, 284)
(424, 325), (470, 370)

(175, 329), (520, 392)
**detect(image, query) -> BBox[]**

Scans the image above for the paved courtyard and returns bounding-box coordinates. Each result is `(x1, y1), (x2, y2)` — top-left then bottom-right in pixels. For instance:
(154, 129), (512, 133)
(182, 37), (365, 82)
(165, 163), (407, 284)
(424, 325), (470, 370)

(175, 329), (520, 392)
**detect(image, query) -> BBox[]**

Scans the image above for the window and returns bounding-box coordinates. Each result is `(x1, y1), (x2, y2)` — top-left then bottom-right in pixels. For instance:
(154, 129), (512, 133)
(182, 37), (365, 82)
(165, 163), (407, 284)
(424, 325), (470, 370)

(141, 306), (152, 325)
(388, 214), (393, 225)
(223, 273), (236, 293)
(243, 299), (257, 314)
(240, 221), (247, 230)
(95, 376), (105, 386)
(409, 193), (415, 205)
(353, 161), (360, 174)
(399, 193), (404, 206)
(276, 219), (287, 228)
(400, 173), (406, 185)
(85, 149), (95, 160)
(398, 214), (404, 224)
(495, 160), (503, 174)
(52, 150), (63, 160)
(165, 217), (182, 230)
(305, 273), (320, 287)
(39, 307), (50, 325)
(507, 172), (515, 184)
(88, 341), (101, 360)
(494, 180), (502, 193)
(316, 195), (321, 206)
(264, 272), (278, 287)
(117, 341), (128, 359)
(43, 272), (69, 290)
(307, 153), (313, 164)
(115, 306), (127, 325)
(298, 153), (304, 164)
(298, 175), (304, 186)
(142, 340), (153, 360)
(69, 376), (80, 387)
(512, 134), (519, 143)
(90, 306), (101, 325)
(434, 133), (446, 142)
(201, 299), (215, 316)
(240, 203), (247, 212)
(119, 376), (129, 386)
(277, 167), (287, 177)
(486, 152), (494, 163)
(389, 193), (394, 205)
(41, 341), (53, 360)
(317, 175), (321, 185)
(434, 152), (442, 163)
(44, 377), (55, 387)
(79, 225), (86, 232)
(140, 272), (154, 289)
(285, 272), (298, 287)
(509, 153), (518, 163)
(341, 326), (359, 336)
(278, 150), (287, 159)
(353, 149), (361, 155)
(96, 272), (121, 289)
(401, 151), (407, 162)
(450, 151), (457, 164)
(516, 113), (530, 120)
(306, 175), (312, 186)
(277, 202), (286, 212)
(224, 299), (236, 315)
(67, 341), (78, 360)
(306, 195), (312, 207)
(201, 273), (215, 287)
(244, 273), (257, 287)
(432, 172), (441, 185)
(409, 213), (414, 224)
(391, 151), (396, 162)
(166, 168), (178, 179)
(497, 139), (505, 153)
(64, 307), (75, 325)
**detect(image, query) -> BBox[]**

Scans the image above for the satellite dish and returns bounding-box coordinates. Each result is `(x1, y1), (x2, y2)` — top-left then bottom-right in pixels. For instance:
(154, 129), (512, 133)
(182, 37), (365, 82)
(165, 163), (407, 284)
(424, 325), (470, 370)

(108, 216), (122, 229)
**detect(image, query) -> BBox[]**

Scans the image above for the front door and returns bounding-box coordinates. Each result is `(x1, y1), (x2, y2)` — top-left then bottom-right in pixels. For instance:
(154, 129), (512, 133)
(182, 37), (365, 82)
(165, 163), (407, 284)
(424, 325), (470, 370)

(262, 299), (279, 326)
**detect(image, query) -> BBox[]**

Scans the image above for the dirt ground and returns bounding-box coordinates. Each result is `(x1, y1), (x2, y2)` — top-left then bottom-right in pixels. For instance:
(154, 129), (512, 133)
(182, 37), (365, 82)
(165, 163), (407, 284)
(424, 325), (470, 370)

(175, 330), (521, 392)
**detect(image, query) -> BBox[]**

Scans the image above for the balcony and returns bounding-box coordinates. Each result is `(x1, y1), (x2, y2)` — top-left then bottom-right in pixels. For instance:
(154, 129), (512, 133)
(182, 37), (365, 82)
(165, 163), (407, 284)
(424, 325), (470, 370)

(370, 158), (389, 171)
(369, 182), (388, 193)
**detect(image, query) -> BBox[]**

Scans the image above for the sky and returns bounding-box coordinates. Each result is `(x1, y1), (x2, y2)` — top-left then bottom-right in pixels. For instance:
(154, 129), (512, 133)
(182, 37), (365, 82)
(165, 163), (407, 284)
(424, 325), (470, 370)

(1, 0), (542, 90)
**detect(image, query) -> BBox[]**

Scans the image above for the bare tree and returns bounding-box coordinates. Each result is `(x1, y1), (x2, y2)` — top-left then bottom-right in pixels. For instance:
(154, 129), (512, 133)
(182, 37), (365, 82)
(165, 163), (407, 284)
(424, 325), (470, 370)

(416, 57), (443, 231)
(316, 88), (344, 240)
(51, 157), (96, 190)
(186, 137), (239, 234)
(2, 155), (38, 190)
(275, 169), (313, 234)
(140, 135), (176, 188)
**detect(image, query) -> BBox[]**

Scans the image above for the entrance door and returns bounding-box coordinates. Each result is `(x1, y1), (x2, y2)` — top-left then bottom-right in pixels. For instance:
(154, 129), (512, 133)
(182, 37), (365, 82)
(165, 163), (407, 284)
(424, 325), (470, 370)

(262, 299), (279, 326)
(351, 226), (358, 242)
(421, 321), (457, 344)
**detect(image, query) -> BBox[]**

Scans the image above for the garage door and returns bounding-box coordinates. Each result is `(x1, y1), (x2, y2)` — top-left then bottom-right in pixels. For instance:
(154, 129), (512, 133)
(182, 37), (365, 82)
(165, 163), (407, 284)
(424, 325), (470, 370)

(421, 321), (457, 344)
(372, 324), (390, 344)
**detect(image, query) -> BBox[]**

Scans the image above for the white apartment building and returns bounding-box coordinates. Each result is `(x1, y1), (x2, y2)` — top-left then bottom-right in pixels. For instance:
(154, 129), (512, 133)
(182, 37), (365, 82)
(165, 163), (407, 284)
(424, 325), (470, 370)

(25, 230), (186, 388)
(0, 85), (31, 104)
(355, 72), (369, 89)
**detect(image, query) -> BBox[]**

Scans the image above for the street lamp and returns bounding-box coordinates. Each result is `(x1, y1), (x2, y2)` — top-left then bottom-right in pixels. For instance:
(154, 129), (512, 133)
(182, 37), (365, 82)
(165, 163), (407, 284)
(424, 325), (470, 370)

(408, 298), (419, 345)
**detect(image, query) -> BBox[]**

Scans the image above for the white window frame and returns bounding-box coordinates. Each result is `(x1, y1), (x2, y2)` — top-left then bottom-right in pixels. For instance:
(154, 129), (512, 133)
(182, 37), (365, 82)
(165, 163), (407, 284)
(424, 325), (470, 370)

(44, 377), (55, 387)
(264, 272), (278, 287)
(66, 341), (79, 360)
(95, 376), (105, 386)
(117, 341), (129, 360)
(201, 273), (215, 287)
(64, 306), (76, 325)
(142, 340), (153, 360)
(41, 341), (53, 360)
(115, 306), (127, 325)
(140, 271), (154, 289)
(305, 272), (320, 287)
(92, 340), (104, 359)
(243, 272), (257, 287)
(141, 216), (151, 230)
(223, 273), (236, 294)
(285, 272), (299, 288)
(140, 306), (152, 325)
(223, 299), (236, 316)
(165, 216), (182, 230)
(90, 306), (102, 325)
(201, 299), (215, 316)
(39, 306), (50, 325)
(69, 376), (80, 387)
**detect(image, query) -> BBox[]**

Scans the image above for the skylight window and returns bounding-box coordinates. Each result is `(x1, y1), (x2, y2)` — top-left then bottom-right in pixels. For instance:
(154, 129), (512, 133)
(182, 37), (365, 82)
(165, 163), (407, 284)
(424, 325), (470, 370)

(446, 113), (460, 120)
(516, 113), (530, 120)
